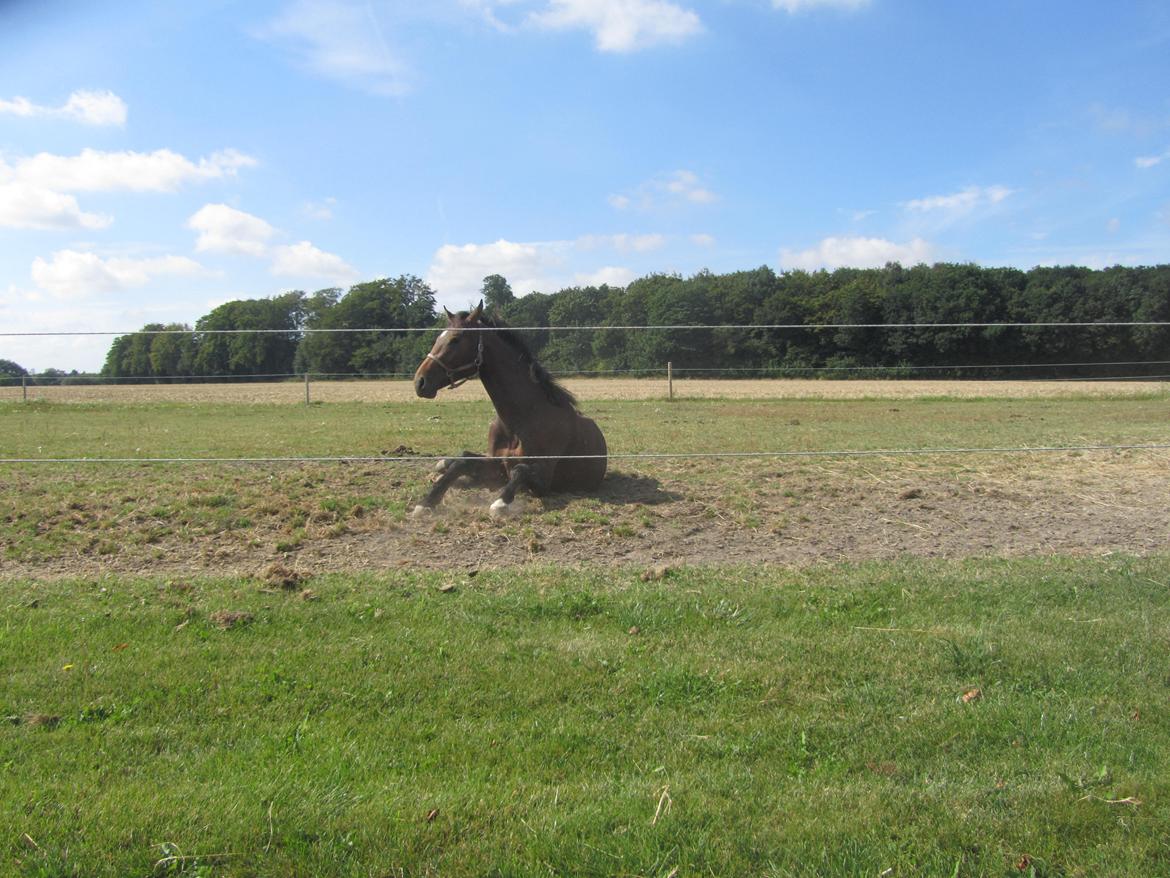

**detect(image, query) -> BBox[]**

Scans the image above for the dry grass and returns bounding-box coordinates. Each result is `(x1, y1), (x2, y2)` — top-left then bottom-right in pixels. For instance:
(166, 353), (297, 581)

(5, 376), (1167, 405)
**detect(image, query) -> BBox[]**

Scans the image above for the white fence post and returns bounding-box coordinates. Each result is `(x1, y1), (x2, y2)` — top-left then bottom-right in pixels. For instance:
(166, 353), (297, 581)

(667, 361), (673, 400)
(304, 372), (310, 406)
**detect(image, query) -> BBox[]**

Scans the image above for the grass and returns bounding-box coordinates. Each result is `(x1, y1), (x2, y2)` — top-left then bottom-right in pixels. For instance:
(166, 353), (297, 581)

(2, 393), (1168, 873)
(1, 395), (1167, 565)
(3, 557), (1169, 876)
(2, 395), (1168, 460)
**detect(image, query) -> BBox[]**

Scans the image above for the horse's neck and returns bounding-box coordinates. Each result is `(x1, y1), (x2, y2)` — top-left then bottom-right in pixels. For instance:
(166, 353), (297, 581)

(479, 337), (546, 431)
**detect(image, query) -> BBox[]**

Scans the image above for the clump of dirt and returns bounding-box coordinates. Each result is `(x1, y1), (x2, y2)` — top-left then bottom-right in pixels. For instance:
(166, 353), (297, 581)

(209, 610), (254, 629)
(641, 564), (675, 581)
(20, 714), (61, 729)
(260, 562), (307, 590)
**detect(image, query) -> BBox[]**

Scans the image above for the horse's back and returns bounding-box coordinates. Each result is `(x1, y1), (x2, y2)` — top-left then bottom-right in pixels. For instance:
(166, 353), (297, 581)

(553, 413), (607, 491)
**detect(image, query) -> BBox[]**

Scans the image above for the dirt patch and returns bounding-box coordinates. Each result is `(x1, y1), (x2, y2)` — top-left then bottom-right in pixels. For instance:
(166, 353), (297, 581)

(4, 451), (1167, 580)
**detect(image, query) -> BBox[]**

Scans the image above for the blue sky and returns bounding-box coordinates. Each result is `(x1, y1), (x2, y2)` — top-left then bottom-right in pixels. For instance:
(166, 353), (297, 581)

(2, 0), (1169, 371)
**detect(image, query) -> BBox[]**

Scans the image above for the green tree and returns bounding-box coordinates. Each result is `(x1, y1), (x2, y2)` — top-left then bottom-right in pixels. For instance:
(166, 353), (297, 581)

(542, 286), (607, 372)
(296, 276), (437, 376)
(500, 292), (555, 359)
(194, 293), (305, 377)
(0, 358), (27, 384)
(481, 274), (515, 313)
(149, 325), (196, 380)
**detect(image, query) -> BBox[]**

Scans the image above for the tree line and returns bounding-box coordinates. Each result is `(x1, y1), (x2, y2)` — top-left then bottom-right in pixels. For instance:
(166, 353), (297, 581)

(5, 263), (1168, 384)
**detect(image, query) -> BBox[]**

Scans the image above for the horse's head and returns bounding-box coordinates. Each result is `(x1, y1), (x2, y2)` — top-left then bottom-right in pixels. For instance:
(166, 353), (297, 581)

(414, 301), (486, 398)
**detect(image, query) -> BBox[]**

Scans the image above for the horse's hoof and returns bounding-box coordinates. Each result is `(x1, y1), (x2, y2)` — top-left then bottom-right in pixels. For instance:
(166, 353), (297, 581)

(434, 460), (449, 474)
(409, 504), (433, 519)
(489, 498), (515, 518)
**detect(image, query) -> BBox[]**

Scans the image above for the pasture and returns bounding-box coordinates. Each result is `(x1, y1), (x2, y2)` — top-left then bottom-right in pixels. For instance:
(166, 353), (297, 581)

(3, 380), (1169, 876)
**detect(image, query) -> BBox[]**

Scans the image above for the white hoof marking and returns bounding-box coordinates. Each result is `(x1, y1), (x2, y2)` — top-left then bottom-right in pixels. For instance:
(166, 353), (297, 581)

(489, 498), (514, 518)
(409, 505), (432, 519)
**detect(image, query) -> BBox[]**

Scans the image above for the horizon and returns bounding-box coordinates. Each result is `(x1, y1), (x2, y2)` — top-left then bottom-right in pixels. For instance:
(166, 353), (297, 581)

(3, 0), (1169, 371)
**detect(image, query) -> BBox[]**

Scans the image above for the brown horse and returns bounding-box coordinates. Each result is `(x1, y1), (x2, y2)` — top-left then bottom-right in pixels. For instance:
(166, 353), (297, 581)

(411, 302), (607, 517)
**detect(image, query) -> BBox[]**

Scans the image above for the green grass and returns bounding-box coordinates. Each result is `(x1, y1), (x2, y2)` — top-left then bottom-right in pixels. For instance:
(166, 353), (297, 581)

(1, 395), (1167, 563)
(4, 557), (1170, 876)
(2, 395), (1168, 460)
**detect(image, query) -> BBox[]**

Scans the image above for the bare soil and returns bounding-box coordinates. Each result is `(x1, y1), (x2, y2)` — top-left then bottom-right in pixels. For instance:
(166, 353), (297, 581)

(5, 451), (1167, 580)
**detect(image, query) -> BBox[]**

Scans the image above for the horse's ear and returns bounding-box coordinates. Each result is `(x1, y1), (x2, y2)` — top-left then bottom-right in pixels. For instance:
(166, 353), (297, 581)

(469, 300), (484, 322)
(443, 306), (454, 320)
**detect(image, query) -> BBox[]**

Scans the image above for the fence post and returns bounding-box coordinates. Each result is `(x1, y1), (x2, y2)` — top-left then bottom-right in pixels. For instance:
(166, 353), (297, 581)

(667, 361), (673, 401)
(304, 372), (310, 406)
(22, 374), (28, 402)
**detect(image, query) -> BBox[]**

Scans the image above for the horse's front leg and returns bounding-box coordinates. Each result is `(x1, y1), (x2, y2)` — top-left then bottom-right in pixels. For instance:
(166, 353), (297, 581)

(489, 460), (554, 518)
(411, 452), (502, 516)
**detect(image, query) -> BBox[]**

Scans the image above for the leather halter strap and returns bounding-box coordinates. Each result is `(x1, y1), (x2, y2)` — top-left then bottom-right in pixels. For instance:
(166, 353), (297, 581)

(424, 333), (484, 389)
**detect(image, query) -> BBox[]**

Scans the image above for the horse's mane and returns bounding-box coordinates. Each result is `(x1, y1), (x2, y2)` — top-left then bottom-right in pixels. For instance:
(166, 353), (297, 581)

(469, 312), (579, 411)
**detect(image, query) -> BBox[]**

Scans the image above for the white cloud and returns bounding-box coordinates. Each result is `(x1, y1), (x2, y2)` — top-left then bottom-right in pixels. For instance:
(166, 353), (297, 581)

(30, 249), (206, 299)
(61, 90), (129, 126)
(575, 266), (635, 287)
(664, 169), (716, 203)
(779, 236), (936, 271)
(529, 0), (702, 52)
(0, 149), (254, 231)
(188, 203), (276, 256)
(260, 0), (413, 96)
(0, 285), (215, 372)
(427, 239), (566, 306)
(578, 232), (666, 252)
(902, 184), (1013, 215)
(1135, 147), (1170, 169)
(187, 204), (358, 283)
(270, 241), (358, 281)
(609, 168), (717, 211)
(426, 233), (679, 306)
(772, 0), (869, 11)
(689, 232), (715, 247)
(6, 148), (256, 193)
(0, 182), (112, 230)
(0, 89), (127, 126)
(0, 96), (35, 117)
(302, 197), (337, 220)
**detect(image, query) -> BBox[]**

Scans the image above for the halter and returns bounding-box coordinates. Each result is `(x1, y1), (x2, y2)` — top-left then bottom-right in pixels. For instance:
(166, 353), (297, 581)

(424, 333), (484, 390)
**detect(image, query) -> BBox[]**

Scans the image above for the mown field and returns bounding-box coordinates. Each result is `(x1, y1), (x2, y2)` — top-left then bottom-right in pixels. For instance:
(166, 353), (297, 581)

(2, 384), (1169, 876)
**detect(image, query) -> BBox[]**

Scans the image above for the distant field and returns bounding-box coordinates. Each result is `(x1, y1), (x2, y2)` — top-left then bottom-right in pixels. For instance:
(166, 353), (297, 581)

(2, 376), (1168, 404)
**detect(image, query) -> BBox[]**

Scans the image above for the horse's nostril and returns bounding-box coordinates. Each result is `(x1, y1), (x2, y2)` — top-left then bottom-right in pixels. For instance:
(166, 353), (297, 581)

(415, 375), (427, 393)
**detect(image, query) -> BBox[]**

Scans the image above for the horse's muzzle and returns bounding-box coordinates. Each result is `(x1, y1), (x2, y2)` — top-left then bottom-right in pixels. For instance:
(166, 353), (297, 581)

(414, 370), (438, 399)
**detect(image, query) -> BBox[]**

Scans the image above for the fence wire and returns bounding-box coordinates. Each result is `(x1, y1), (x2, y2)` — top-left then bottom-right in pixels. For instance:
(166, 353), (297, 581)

(4, 443), (1170, 466)
(5, 322), (1166, 467)
(5, 358), (1170, 385)
(4, 319), (1170, 337)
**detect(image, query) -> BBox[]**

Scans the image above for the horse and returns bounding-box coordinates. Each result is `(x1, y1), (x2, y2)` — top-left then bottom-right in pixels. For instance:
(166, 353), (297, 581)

(410, 301), (607, 517)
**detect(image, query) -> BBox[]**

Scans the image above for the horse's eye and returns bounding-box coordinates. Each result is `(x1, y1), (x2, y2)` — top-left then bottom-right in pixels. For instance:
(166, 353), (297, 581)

(449, 334), (461, 345)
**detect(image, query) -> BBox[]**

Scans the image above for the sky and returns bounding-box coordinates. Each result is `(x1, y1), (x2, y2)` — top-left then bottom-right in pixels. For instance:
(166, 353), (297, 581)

(2, 0), (1169, 371)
